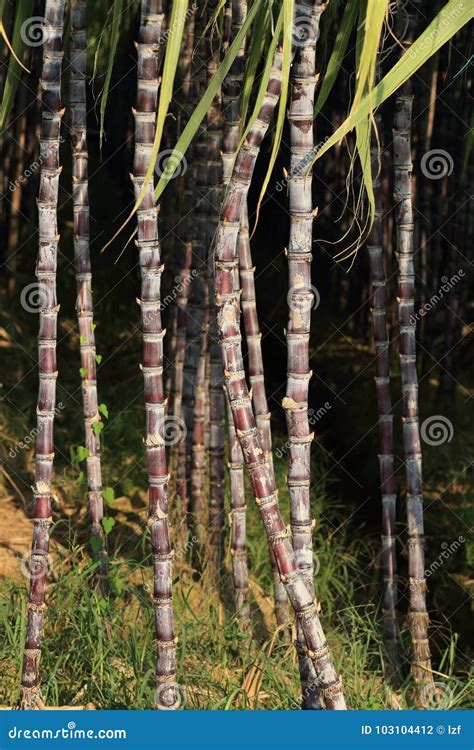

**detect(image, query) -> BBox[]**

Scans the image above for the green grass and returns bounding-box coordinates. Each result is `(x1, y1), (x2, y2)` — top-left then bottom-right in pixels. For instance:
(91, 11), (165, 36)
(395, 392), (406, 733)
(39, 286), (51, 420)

(0, 267), (472, 710)
(0, 431), (472, 709)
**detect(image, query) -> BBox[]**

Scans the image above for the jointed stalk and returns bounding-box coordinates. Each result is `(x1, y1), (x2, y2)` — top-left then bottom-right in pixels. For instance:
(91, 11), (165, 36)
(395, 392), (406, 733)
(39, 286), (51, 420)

(70, 0), (108, 591)
(19, 0), (66, 709)
(367, 92), (398, 662)
(207, 2), (226, 583)
(393, 2), (433, 695)
(284, 0), (327, 708)
(132, 0), (177, 707)
(221, 0), (252, 622)
(215, 47), (346, 710)
(238, 206), (289, 626)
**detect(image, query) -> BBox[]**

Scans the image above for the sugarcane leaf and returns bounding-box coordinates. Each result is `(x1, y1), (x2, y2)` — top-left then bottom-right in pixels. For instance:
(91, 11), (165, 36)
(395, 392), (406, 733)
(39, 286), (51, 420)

(314, 0), (359, 117)
(0, 0), (29, 73)
(153, 0), (263, 199)
(99, 403), (109, 419)
(252, 0), (292, 230)
(92, 421), (104, 437)
(102, 517), (116, 535)
(75, 445), (90, 462)
(0, 0), (34, 130)
(102, 0), (263, 254)
(347, 0), (386, 255)
(102, 486), (115, 505)
(240, 4), (283, 143)
(240, 0), (272, 129)
(90, 536), (103, 553)
(309, 0), (473, 171)
(98, 0), (124, 148)
(145, 0), (189, 202)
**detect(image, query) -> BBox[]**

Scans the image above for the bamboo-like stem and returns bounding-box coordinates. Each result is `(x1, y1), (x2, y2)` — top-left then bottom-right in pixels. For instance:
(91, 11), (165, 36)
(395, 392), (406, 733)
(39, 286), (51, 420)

(185, 22), (210, 551)
(70, 0), (108, 592)
(169, 8), (196, 528)
(165, 6), (196, 426)
(284, 0), (327, 708)
(238, 206), (289, 627)
(367, 67), (398, 665)
(221, 0), (251, 622)
(19, 0), (66, 710)
(132, 0), (177, 708)
(221, 0), (288, 625)
(206, 2), (226, 583)
(393, 2), (433, 696)
(215, 46), (346, 710)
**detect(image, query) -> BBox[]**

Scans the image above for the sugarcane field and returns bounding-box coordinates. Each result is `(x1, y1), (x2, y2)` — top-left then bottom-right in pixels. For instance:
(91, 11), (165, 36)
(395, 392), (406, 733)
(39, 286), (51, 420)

(1, 0), (474, 720)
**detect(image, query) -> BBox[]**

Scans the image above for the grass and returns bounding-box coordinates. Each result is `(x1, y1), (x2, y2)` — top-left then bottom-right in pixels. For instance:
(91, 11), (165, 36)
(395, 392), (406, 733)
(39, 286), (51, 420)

(0, 227), (472, 710)
(0, 413), (472, 709)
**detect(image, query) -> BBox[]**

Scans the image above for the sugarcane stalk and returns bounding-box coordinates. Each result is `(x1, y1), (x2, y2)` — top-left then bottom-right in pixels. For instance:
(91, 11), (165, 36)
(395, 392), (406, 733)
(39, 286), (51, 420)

(169, 7), (196, 524)
(238, 205), (290, 627)
(215, 45), (346, 710)
(220, 0), (251, 622)
(164, 7), (196, 419)
(70, 0), (108, 592)
(19, 0), (66, 710)
(393, 0), (433, 697)
(367, 65), (398, 665)
(184, 19), (211, 552)
(284, 0), (327, 708)
(132, 0), (177, 708)
(206, 2), (226, 583)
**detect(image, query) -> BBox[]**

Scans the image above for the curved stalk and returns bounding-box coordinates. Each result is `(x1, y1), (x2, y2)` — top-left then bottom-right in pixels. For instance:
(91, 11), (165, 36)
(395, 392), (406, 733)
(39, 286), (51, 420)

(284, 0), (327, 708)
(221, 0), (250, 621)
(132, 0), (177, 708)
(238, 205), (289, 626)
(70, 0), (108, 591)
(215, 47), (346, 710)
(19, 0), (66, 710)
